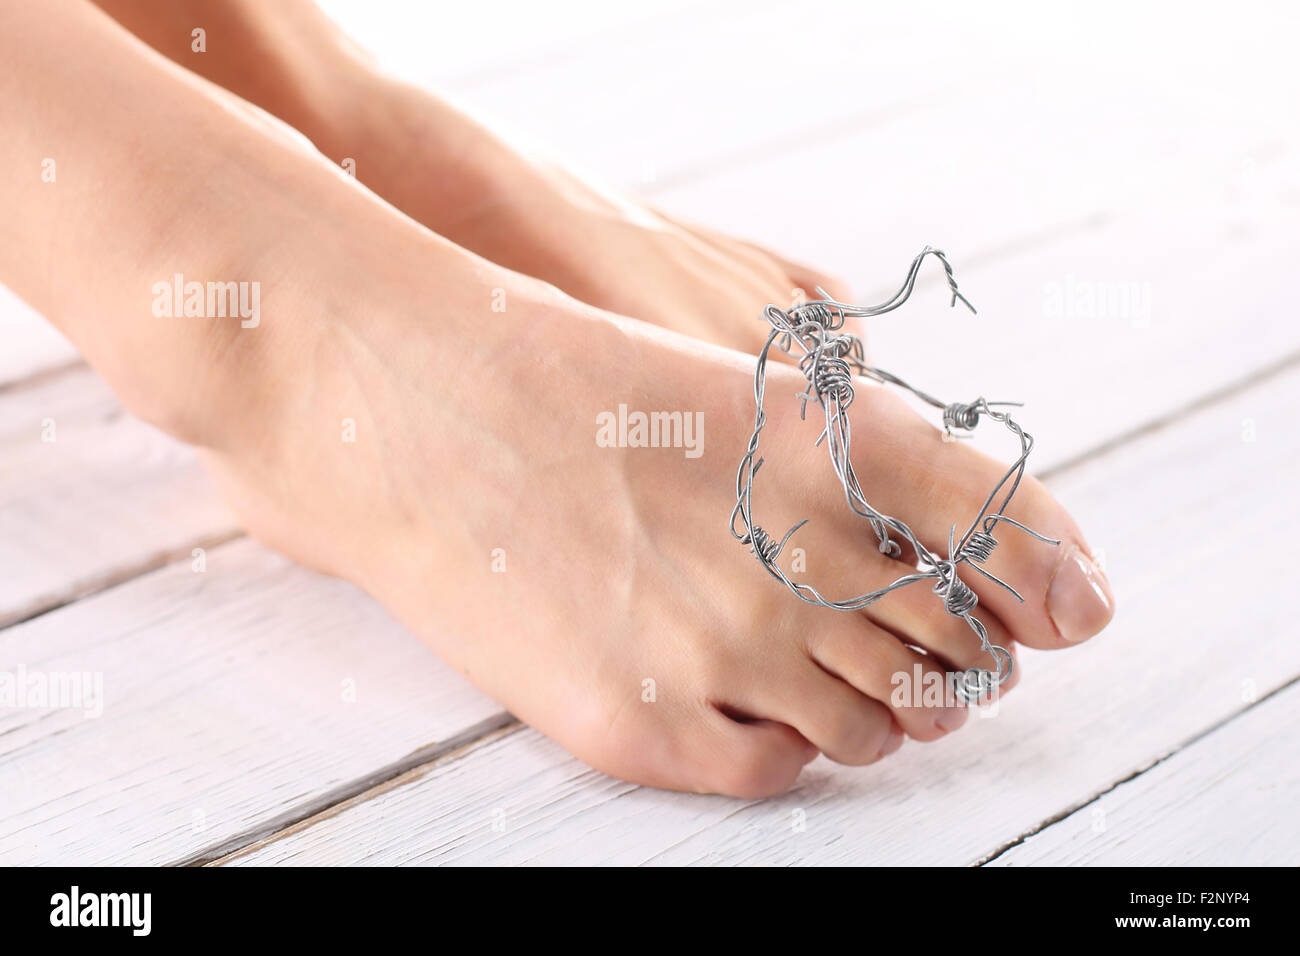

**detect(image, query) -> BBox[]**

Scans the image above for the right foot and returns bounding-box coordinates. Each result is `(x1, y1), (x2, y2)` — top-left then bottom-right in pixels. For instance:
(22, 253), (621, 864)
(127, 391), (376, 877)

(22, 3), (1114, 797)
(180, 195), (1114, 798)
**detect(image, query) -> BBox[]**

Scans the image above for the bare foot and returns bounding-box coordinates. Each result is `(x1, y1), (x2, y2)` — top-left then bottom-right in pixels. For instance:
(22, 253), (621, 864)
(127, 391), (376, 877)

(341, 86), (855, 351)
(189, 202), (1113, 798)
(89, 0), (850, 351)
(10, 1), (1114, 798)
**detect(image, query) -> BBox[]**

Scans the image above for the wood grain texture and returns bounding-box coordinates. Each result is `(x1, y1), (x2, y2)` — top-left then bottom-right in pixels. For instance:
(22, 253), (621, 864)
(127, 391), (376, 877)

(408, 1), (1300, 206)
(649, 70), (1300, 476)
(0, 366), (233, 628)
(226, 361), (1300, 865)
(0, 286), (78, 389)
(0, 537), (503, 865)
(988, 680), (1300, 866)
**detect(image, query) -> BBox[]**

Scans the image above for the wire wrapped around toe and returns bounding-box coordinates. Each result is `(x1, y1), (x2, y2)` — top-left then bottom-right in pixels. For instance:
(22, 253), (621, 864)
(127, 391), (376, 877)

(730, 246), (1061, 701)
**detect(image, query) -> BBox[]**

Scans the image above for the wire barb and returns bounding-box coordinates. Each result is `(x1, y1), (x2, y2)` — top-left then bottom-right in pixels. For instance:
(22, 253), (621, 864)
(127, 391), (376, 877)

(730, 247), (1060, 703)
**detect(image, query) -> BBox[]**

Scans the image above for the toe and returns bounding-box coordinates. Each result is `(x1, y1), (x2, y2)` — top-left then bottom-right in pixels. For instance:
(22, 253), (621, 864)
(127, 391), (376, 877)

(700, 707), (817, 798)
(726, 233), (852, 303)
(781, 260), (854, 306)
(654, 209), (852, 305)
(849, 391), (1116, 650)
(752, 650), (902, 766)
(859, 575), (1020, 685)
(807, 617), (968, 742)
(744, 245), (853, 305)
(927, 466), (1115, 650)
(1041, 539), (1116, 645)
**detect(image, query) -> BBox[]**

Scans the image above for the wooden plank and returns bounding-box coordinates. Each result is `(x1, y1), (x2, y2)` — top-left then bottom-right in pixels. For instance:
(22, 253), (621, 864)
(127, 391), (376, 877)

(407, 1), (1300, 199)
(320, 0), (714, 92)
(5, 0), (1298, 390)
(0, 286), (78, 389)
(223, 359), (1300, 865)
(0, 537), (504, 866)
(647, 74), (1300, 476)
(0, 366), (233, 627)
(988, 681), (1300, 866)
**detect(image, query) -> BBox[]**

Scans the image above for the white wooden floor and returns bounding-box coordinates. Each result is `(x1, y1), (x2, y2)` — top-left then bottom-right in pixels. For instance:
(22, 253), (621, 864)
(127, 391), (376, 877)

(2, 1), (1298, 866)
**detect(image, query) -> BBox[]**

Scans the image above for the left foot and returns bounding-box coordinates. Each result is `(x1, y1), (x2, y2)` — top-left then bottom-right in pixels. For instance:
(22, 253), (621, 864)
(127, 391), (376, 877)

(91, 2), (849, 351)
(332, 74), (853, 352)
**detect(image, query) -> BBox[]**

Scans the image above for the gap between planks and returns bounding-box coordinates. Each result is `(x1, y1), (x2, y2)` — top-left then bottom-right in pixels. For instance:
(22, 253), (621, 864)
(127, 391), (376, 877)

(976, 671), (1300, 866)
(197, 721), (526, 867)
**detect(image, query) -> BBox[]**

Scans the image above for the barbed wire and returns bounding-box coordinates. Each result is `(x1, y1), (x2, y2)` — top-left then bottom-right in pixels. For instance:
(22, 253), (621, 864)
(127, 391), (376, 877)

(729, 247), (1059, 704)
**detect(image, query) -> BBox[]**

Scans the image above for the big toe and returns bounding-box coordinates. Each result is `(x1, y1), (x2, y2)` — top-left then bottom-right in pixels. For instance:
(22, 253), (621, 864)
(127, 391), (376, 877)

(1041, 537), (1115, 645)
(919, 454), (1115, 650)
(848, 391), (1116, 650)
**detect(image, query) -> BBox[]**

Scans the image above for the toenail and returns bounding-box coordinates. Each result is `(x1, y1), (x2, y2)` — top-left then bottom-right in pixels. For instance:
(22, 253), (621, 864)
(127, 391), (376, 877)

(1046, 544), (1115, 644)
(878, 724), (904, 758)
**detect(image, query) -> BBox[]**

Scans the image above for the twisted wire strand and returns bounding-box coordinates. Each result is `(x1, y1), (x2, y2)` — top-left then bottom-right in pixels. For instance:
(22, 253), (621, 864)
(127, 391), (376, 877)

(730, 247), (1059, 700)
